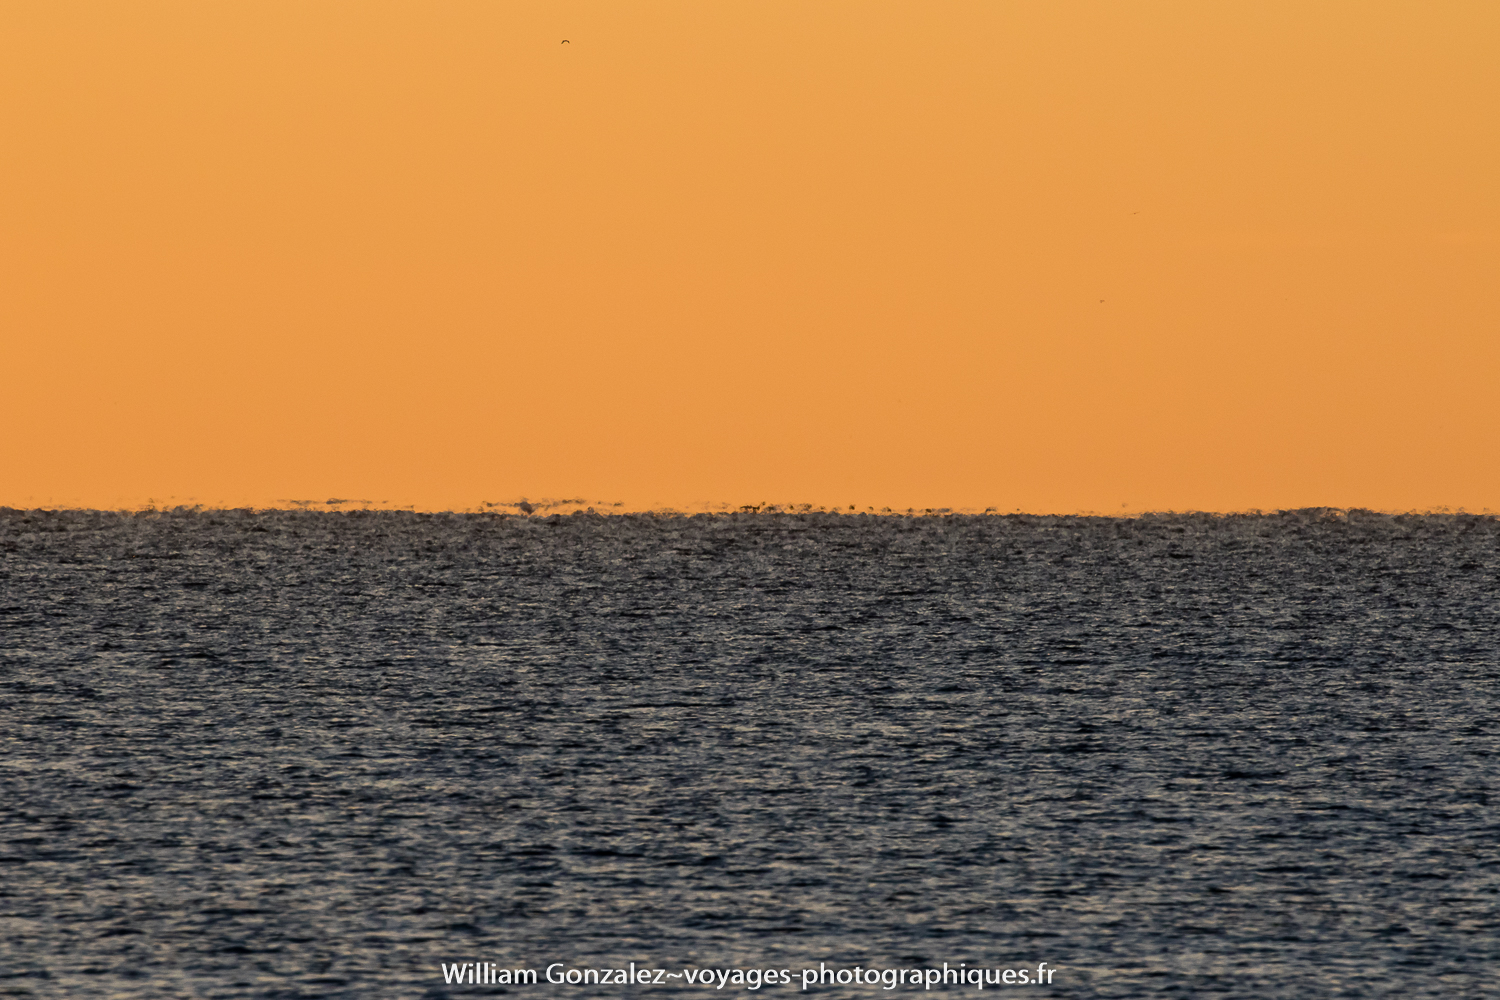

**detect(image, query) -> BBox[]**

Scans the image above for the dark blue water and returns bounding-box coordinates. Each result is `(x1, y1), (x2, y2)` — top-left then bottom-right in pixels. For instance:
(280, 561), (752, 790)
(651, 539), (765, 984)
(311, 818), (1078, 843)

(3, 508), (1497, 998)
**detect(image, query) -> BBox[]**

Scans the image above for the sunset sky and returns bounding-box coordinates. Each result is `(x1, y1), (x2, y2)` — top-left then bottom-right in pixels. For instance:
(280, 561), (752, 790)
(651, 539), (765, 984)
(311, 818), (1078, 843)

(3, 1), (1497, 512)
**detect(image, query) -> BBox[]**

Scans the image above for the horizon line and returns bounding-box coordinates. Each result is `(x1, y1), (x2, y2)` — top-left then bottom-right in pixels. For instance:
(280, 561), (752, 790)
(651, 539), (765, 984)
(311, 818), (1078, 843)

(3, 501), (1495, 519)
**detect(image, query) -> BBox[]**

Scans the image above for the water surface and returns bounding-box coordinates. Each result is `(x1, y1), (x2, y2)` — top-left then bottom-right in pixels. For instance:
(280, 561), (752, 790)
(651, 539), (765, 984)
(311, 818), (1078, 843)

(3, 509), (1496, 997)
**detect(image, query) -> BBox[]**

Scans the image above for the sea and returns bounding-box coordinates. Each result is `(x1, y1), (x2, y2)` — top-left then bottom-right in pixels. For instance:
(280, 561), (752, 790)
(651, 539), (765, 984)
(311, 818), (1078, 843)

(2, 508), (1496, 998)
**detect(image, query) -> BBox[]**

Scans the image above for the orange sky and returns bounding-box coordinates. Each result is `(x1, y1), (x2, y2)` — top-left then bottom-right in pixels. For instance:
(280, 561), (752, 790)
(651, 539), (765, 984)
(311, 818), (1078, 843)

(3, 1), (1497, 512)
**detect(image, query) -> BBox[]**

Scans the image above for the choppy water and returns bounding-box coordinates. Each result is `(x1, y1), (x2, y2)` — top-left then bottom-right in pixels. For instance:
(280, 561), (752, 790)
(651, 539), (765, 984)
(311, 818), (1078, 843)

(2, 508), (1497, 998)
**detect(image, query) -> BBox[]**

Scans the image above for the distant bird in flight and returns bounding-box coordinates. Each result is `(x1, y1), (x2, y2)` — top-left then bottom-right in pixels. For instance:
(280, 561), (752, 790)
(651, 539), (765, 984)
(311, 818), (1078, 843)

(561, 39), (569, 43)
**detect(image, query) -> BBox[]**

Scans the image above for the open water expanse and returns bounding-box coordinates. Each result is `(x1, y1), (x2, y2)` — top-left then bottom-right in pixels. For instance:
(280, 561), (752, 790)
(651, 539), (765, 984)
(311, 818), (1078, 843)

(2, 508), (1497, 998)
